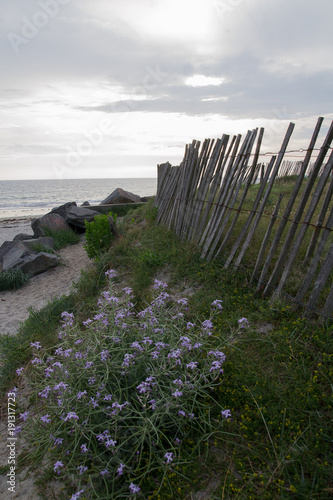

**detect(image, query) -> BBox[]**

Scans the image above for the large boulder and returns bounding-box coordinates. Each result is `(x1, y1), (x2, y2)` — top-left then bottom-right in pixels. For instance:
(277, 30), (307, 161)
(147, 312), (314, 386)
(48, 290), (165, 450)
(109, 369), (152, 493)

(19, 252), (59, 277)
(2, 242), (33, 272)
(32, 213), (71, 238)
(50, 201), (77, 219)
(66, 206), (100, 230)
(100, 188), (142, 205)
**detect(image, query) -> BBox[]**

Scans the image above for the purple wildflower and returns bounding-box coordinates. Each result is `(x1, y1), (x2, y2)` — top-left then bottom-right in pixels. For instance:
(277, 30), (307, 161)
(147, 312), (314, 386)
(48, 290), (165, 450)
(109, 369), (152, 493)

(64, 411), (79, 422)
(70, 489), (84, 500)
(53, 460), (64, 474)
(202, 319), (213, 333)
(153, 279), (168, 290)
(186, 361), (198, 370)
(31, 341), (42, 349)
(41, 414), (51, 424)
(149, 399), (156, 410)
(238, 317), (249, 328)
(117, 463), (125, 476)
(164, 452), (174, 464)
(31, 357), (42, 365)
(19, 411), (29, 421)
(53, 437), (64, 447)
(77, 390), (87, 400)
(16, 367), (24, 376)
(100, 350), (109, 361)
(100, 469), (109, 476)
(171, 390), (183, 398)
(105, 269), (117, 279)
(221, 409), (231, 419)
(39, 386), (51, 398)
(129, 483), (140, 494)
(211, 299), (223, 310)
(77, 465), (88, 475)
(80, 443), (88, 453)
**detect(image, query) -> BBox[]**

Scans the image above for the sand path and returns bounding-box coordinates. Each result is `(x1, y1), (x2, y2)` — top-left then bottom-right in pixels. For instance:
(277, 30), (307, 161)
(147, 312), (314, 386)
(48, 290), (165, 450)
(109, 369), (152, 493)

(0, 240), (92, 336)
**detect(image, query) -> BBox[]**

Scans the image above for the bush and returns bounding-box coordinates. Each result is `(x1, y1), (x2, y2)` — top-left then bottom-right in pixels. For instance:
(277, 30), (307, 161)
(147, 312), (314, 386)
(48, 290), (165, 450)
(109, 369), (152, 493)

(84, 213), (117, 259)
(16, 273), (228, 499)
(0, 268), (29, 291)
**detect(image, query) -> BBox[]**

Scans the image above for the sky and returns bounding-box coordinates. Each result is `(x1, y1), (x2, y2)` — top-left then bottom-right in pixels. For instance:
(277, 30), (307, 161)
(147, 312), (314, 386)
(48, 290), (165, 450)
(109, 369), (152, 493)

(1, 0), (332, 180)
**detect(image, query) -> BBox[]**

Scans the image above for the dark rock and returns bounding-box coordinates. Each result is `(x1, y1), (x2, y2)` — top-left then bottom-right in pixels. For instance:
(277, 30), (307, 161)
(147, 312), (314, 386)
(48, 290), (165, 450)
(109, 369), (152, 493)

(0, 241), (17, 263)
(81, 201), (90, 206)
(19, 252), (59, 277)
(23, 237), (55, 251)
(66, 206), (100, 230)
(2, 242), (32, 272)
(13, 233), (34, 241)
(100, 188), (142, 205)
(50, 201), (77, 219)
(32, 213), (71, 238)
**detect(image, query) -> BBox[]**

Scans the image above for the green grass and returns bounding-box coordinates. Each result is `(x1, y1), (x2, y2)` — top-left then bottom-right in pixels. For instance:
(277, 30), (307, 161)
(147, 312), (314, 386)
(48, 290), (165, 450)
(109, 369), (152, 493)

(0, 268), (30, 291)
(43, 227), (81, 250)
(0, 198), (332, 499)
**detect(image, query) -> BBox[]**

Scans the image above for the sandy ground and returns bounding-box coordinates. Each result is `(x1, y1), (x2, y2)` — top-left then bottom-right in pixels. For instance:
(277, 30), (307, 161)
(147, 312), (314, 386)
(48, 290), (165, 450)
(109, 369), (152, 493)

(0, 218), (35, 247)
(0, 240), (92, 337)
(0, 217), (92, 336)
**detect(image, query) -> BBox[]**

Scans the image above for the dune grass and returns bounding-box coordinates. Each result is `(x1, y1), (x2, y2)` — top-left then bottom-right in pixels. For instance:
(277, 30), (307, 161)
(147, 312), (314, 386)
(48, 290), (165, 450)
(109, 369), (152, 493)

(0, 195), (332, 499)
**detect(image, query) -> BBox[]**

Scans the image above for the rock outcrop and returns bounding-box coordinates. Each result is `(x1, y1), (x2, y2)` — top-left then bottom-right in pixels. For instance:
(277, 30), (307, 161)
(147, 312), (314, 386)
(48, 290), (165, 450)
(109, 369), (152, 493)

(0, 237), (58, 277)
(66, 206), (101, 231)
(100, 188), (142, 205)
(32, 213), (71, 238)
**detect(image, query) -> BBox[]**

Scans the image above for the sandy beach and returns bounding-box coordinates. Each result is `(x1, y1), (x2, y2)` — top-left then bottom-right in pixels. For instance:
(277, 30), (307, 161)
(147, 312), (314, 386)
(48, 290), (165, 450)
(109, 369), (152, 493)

(0, 218), (92, 336)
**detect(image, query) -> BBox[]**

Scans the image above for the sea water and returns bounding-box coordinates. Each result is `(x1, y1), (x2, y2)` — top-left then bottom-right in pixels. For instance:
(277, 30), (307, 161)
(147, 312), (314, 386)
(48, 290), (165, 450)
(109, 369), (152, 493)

(0, 178), (157, 220)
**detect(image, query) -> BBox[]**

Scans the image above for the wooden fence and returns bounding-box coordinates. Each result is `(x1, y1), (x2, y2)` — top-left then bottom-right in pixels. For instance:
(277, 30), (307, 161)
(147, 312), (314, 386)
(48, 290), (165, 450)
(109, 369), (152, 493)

(154, 117), (333, 320)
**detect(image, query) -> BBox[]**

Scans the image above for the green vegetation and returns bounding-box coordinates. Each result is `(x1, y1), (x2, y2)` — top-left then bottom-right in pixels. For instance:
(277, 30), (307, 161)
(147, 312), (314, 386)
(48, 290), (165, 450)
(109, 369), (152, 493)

(84, 212), (117, 259)
(0, 268), (30, 291)
(43, 227), (81, 250)
(0, 193), (331, 499)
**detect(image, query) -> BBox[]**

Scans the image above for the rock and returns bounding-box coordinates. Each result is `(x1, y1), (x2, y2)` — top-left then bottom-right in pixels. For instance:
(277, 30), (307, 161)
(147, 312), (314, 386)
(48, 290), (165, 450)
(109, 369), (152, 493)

(66, 206), (100, 230)
(100, 188), (142, 205)
(0, 241), (17, 263)
(81, 201), (90, 206)
(31, 213), (71, 238)
(13, 233), (34, 241)
(50, 201), (77, 219)
(2, 242), (32, 272)
(19, 252), (59, 277)
(23, 237), (55, 251)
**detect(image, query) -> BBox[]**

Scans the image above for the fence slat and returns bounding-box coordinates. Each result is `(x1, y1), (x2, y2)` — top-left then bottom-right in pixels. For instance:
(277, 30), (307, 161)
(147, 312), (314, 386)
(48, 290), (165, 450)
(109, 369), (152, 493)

(271, 147), (333, 300)
(293, 204), (333, 308)
(264, 119), (333, 296)
(254, 116), (324, 289)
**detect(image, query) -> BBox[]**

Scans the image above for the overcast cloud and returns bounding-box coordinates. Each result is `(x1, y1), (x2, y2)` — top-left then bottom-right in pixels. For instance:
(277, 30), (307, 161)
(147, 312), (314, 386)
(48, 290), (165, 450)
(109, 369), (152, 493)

(1, 0), (332, 180)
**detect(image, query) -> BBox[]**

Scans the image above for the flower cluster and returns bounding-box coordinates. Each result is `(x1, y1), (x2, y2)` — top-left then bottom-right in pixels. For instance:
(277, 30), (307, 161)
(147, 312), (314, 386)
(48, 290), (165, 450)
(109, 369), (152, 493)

(17, 272), (228, 499)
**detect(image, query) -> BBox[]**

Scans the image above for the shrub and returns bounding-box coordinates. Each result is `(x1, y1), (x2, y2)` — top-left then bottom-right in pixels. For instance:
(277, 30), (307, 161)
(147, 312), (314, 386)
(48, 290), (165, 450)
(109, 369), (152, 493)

(16, 273), (228, 499)
(84, 213), (117, 259)
(0, 268), (29, 291)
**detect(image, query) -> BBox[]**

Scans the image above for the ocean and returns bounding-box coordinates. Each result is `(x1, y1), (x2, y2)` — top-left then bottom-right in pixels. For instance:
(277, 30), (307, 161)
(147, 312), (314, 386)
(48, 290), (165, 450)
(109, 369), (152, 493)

(0, 178), (157, 220)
